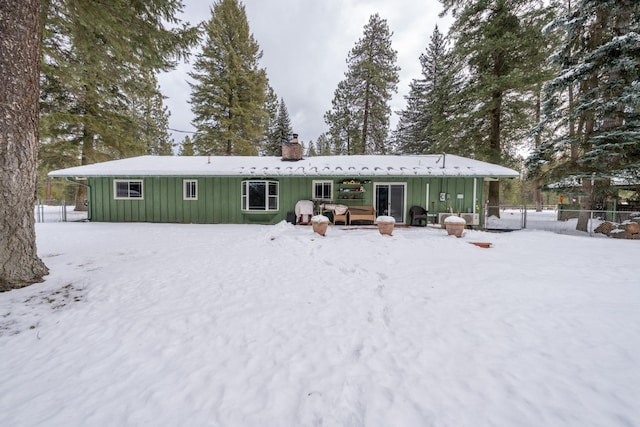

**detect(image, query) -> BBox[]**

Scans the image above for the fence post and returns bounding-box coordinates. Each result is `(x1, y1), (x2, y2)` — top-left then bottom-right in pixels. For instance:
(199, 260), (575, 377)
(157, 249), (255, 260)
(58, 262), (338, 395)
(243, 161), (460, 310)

(483, 203), (488, 229)
(589, 210), (594, 237)
(522, 205), (527, 229)
(61, 200), (67, 222)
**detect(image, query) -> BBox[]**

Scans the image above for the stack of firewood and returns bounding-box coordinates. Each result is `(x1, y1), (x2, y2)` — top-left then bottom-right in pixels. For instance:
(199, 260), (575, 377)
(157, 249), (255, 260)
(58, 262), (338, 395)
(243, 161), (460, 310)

(594, 213), (640, 239)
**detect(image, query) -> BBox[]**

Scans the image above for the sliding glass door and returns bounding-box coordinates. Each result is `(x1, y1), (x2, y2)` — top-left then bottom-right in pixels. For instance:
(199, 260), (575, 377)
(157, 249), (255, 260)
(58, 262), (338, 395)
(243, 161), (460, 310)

(374, 183), (406, 224)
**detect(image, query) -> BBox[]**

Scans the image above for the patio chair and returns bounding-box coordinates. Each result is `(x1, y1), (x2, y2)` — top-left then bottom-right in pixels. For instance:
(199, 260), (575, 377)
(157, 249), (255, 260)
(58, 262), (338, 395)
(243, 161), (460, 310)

(295, 200), (315, 225)
(333, 209), (349, 225)
(409, 205), (429, 226)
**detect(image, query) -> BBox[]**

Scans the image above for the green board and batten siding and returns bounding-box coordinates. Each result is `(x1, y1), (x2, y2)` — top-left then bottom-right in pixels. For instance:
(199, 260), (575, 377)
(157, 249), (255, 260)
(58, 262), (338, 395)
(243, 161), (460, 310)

(50, 154), (517, 225)
(86, 175), (485, 224)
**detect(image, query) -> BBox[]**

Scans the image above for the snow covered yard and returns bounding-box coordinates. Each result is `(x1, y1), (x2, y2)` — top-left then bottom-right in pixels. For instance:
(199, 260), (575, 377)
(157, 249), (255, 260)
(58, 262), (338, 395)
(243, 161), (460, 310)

(1, 221), (639, 427)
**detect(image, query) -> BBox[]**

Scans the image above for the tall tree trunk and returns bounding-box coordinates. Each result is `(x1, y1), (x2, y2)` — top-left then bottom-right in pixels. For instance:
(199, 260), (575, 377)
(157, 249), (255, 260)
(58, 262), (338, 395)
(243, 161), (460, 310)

(0, 0), (49, 291)
(577, 111), (595, 231)
(361, 81), (371, 155)
(576, 178), (593, 232)
(487, 89), (503, 218)
(74, 128), (93, 211)
(569, 84), (577, 161)
(576, 4), (605, 232)
(534, 86), (543, 212)
(568, 0), (578, 163)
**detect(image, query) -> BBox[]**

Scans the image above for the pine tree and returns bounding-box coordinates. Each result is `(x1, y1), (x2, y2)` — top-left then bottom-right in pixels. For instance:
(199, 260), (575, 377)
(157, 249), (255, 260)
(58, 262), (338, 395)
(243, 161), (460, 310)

(315, 133), (332, 156)
(522, 2), (561, 212)
(528, 0), (640, 231)
(40, 0), (195, 161)
(440, 0), (555, 216)
(394, 79), (430, 154)
(40, 0), (197, 208)
(179, 135), (195, 156)
(273, 98), (293, 153)
(189, 0), (268, 156)
(325, 79), (358, 155)
(425, 49), (465, 155)
(325, 13), (399, 154)
(306, 140), (318, 157)
(1, 0), (49, 290)
(263, 95), (292, 156)
(132, 73), (175, 156)
(262, 85), (280, 155)
(394, 25), (450, 154)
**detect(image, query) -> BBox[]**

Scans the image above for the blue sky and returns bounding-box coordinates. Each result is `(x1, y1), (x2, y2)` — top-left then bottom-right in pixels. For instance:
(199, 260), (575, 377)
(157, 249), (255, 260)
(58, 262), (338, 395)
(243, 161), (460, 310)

(158, 0), (452, 148)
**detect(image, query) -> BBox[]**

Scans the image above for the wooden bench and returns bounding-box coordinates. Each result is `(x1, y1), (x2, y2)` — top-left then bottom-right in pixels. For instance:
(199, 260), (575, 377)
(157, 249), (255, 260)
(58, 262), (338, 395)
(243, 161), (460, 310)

(348, 206), (376, 224)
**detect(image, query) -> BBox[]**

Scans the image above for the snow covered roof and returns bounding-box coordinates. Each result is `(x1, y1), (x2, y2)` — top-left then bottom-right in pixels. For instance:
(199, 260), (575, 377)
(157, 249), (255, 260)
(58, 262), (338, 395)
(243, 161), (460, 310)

(48, 154), (520, 178)
(546, 177), (640, 190)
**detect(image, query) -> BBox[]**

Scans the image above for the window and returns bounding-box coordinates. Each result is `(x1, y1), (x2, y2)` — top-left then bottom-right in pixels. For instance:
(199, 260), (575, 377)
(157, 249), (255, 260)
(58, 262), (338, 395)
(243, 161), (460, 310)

(184, 180), (198, 200)
(313, 180), (333, 200)
(242, 180), (279, 211)
(114, 180), (143, 199)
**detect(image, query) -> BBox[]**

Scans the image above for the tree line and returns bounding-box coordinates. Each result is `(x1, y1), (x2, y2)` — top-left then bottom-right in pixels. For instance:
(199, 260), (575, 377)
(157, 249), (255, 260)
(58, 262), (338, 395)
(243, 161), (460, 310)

(36, 0), (640, 213)
(329, 0), (639, 224)
(1, 0), (639, 289)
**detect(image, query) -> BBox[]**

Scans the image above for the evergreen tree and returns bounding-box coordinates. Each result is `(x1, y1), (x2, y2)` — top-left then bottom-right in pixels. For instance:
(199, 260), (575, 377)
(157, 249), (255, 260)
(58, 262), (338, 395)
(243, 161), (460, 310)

(132, 73), (175, 155)
(40, 0), (197, 208)
(179, 135), (195, 156)
(394, 79), (429, 154)
(424, 48), (465, 155)
(523, 2), (562, 211)
(528, 0), (640, 231)
(262, 85), (280, 155)
(273, 98), (293, 154)
(40, 0), (195, 161)
(189, 0), (268, 156)
(440, 0), (555, 216)
(394, 25), (450, 154)
(1, 0), (49, 290)
(315, 133), (333, 156)
(306, 140), (317, 157)
(325, 79), (358, 155)
(325, 13), (399, 154)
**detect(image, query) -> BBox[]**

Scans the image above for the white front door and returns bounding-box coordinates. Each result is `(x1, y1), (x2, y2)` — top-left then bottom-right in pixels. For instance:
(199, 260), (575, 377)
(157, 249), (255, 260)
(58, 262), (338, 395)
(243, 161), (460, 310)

(374, 183), (407, 224)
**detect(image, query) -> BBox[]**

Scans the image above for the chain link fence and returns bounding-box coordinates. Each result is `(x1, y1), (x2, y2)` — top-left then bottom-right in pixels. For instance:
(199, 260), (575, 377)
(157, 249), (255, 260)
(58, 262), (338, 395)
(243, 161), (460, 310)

(34, 201), (636, 234)
(483, 205), (638, 236)
(35, 200), (88, 223)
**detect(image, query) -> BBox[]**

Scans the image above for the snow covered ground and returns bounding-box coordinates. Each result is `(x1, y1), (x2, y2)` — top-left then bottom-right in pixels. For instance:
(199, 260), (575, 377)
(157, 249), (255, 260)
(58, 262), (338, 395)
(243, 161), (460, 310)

(2, 211), (639, 426)
(486, 208), (602, 234)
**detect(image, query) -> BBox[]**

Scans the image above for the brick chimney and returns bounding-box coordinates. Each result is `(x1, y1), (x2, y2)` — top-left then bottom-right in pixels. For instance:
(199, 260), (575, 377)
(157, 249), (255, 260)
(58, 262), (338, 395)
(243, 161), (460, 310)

(281, 133), (303, 161)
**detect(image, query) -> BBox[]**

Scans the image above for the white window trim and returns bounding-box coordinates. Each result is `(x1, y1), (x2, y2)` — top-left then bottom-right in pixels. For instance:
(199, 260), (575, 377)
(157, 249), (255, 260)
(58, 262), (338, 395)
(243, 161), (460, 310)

(241, 180), (279, 211)
(183, 179), (198, 200)
(113, 179), (144, 200)
(312, 180), (334, 200)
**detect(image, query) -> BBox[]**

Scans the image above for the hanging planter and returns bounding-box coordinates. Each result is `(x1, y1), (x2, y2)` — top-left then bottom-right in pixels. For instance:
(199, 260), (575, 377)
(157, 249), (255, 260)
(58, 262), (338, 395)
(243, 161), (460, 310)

(311, 215), (330, 236)
(444, 215), (466, 238)
(376, 215), (396, 236)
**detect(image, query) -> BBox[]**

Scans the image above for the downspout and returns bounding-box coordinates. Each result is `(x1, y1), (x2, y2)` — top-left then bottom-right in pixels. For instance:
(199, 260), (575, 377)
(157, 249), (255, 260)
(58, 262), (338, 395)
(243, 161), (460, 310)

(473, 178), (477, 215)
(64, 177), (91, 221)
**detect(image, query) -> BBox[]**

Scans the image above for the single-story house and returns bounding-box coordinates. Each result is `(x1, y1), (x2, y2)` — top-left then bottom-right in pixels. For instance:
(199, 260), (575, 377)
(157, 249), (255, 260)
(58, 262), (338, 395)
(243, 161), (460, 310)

(48, 141), (519, 226)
